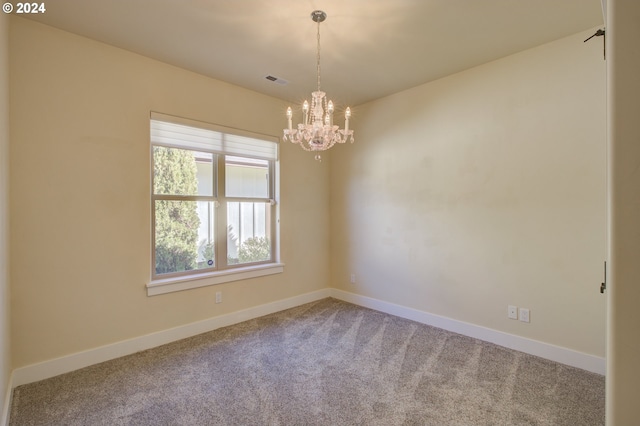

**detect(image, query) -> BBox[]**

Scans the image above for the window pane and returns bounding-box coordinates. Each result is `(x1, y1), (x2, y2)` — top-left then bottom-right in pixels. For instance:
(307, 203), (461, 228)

(196, 201), (216, 269)
(225, 156), (269, 198)
(155, 200), (215, 275)
(227, 202), (271, 265)
(153, 146), (214, 196)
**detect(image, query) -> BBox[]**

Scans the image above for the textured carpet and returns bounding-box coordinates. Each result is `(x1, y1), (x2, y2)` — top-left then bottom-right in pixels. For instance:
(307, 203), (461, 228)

(10, 298), (604, 425)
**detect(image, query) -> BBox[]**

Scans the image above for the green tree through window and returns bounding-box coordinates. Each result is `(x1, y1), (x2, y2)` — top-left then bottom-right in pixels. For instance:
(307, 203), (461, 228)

(153, 147), (200, 274)
(238, 236), (271, 264)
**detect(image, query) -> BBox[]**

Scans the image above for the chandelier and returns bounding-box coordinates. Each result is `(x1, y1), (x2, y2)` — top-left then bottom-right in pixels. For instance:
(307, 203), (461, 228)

(283, 10), (354, 161)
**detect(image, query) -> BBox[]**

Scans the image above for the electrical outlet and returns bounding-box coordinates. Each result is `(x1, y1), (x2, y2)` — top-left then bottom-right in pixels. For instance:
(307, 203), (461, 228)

(350, 274), (356, 284)
(215, 291), (222, 304)
(519, 308), (530, 323)
(508, 305), (518, 320)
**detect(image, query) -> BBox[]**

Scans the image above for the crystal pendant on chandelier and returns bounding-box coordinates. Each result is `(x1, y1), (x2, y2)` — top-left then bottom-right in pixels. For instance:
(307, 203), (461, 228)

(283, 10), (354, 161)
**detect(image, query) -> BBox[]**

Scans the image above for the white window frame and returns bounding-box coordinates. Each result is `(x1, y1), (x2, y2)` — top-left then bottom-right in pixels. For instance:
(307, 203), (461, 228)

(147, 112), (283, 296)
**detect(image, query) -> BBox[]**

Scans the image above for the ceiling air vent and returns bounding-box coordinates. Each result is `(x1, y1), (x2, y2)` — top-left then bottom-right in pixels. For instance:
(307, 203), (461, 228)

(264, 75), (288, 85)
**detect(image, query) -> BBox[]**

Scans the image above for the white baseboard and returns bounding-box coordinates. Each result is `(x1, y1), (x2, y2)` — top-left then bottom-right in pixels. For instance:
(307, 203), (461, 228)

(2, 372), (13, 426)
(330, 289), (605, 375)
(10, 286), (604, 392)
(11, 289), (331, 388)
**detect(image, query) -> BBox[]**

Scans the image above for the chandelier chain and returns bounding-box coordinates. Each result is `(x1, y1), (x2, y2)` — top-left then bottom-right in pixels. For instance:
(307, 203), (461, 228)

(316, 19), (321, 92)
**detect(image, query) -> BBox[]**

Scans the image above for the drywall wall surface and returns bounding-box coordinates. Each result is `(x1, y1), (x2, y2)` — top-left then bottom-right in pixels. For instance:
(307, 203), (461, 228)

(9, 17), (330, 367)
(606, 0), (640, 422)
(331, 28), (606, 358)
(0, 11), (11, 423)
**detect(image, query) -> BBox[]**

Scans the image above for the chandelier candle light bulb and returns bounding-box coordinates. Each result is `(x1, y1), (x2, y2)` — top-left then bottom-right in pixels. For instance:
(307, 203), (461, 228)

(283, 10), (354, 161)
(345, 107), (350, 132)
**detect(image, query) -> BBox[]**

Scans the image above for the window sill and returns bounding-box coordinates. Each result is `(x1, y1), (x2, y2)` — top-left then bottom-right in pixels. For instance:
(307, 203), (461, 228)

(146, 263), (285, 296)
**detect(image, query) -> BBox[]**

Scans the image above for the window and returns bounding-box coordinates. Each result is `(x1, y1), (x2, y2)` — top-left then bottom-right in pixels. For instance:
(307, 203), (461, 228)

(148, 112), (281, 295)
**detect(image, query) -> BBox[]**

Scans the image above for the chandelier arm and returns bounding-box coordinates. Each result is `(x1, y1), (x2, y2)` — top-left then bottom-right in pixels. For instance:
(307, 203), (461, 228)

(286, 132), (312, 151)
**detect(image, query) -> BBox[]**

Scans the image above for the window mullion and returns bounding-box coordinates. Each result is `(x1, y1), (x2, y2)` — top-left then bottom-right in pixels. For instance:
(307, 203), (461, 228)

(152, 194), (216, 202)
(224, 197), (272, 203)
(216, 154), (228, 269)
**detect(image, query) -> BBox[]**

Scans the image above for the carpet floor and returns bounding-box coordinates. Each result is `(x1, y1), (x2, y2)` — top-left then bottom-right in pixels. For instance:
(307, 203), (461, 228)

(10, 298), (605, 425)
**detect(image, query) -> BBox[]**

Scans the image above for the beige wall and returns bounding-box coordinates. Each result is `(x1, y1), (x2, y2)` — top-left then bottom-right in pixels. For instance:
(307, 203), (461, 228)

(9, 17), (330, 367)
(0, 10), (11, 421)
(331, 29), (607, 357)
(606, 0), (640, 423)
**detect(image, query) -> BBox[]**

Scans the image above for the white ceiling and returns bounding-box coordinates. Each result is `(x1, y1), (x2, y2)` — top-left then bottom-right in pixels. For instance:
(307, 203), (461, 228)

(23, 0), (604, 106)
